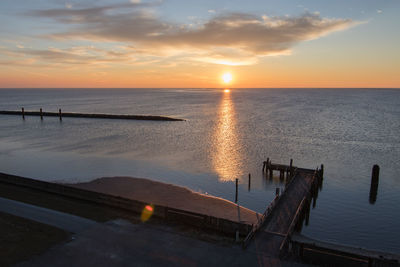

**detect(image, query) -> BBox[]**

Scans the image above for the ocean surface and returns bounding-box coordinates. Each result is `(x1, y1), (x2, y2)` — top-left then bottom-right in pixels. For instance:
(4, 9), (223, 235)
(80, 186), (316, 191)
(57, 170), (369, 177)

(0, 88), (399, 254)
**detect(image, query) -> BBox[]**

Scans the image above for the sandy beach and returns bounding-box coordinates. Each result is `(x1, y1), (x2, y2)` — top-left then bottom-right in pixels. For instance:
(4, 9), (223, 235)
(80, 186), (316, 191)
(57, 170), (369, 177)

(69, 176), (261, 225)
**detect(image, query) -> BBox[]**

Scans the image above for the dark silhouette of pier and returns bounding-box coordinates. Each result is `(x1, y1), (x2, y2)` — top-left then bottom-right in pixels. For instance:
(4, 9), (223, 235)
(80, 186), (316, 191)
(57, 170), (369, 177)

(244, 159), (323, 260)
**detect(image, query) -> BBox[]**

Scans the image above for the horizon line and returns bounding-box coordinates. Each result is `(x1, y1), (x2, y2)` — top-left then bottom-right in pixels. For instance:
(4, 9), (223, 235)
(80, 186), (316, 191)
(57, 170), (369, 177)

(1, 87), (400, 90)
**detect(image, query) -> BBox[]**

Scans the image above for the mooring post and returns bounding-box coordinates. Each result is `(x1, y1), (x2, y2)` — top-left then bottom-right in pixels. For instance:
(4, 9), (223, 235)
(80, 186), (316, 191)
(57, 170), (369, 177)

(59, 109), (62, 121)
(370, 165), (380, 204)
(235, 178), (238, 203)
(372, 164), (379, 179)
(305, 203), (310, 226)
(290, 159), (293, 177)
(320, 164), (324, 178)
(21, 107), (25, 120)
(248, 173), (251, 191)
(40, 108), (43, 120)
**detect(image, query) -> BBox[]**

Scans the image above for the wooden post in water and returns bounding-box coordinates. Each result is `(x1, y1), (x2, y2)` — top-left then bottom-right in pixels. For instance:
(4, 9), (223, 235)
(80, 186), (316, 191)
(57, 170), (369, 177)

(372, 164), (379, 180)
(305, 201), (310, 226)
(59, 109), (62, 121)
(40, 108), (43, 120)
(290, 159), (293, 177)
(248, 173), (251, 191)
(21, 107), (25, 120)
(235, 178), (238, 203)
(369, 165), (379, 204)
(320, 164), (324, 178)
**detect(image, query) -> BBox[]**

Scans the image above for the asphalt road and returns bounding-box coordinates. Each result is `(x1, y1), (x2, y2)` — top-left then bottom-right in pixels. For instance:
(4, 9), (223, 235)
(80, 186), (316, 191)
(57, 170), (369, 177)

(17, 219), (307, 267)
(0, 197), (307, 266)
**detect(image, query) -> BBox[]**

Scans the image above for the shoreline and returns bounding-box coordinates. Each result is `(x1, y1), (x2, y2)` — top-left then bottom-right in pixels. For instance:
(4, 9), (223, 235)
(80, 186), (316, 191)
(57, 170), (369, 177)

(0, 172), (257, 236)
(68, 176), (261, 225)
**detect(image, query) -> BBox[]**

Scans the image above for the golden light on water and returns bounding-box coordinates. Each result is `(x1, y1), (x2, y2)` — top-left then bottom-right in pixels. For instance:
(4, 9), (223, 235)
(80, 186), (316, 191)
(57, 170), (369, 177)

(211, 91), (244, 181)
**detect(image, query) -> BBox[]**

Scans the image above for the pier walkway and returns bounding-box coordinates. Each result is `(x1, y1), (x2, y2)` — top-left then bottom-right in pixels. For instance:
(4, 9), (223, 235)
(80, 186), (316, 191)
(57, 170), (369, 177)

(244, 160), (323, 260)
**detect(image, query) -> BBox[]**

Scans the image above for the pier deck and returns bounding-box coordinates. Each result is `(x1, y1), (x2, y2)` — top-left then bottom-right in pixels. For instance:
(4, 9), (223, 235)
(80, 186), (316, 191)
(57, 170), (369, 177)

(245, 161), (322, 261)
(254, 169), (316, 257)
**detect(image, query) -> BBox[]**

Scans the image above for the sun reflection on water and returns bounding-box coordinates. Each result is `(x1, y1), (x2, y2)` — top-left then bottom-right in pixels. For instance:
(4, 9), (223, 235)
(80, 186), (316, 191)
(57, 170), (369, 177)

(211, 90), (244, 181)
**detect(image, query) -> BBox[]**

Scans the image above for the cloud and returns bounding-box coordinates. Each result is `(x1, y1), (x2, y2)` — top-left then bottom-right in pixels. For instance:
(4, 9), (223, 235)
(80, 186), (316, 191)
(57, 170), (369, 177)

(0, 44), (166, 69)
(25, 3), (358, 66)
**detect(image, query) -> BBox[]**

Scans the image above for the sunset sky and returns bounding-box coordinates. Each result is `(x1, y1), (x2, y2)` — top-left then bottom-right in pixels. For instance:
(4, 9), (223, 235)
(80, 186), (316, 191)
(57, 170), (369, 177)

(0, 0), (399, 88)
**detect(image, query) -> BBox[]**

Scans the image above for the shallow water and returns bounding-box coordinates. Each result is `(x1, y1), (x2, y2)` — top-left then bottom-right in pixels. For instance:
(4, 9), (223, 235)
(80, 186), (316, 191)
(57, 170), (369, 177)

(0, 88), (399, 253)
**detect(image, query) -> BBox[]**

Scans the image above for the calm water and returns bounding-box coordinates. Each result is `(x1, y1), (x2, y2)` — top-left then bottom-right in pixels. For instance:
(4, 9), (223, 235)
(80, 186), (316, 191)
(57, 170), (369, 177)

(0, 88), (399, 253)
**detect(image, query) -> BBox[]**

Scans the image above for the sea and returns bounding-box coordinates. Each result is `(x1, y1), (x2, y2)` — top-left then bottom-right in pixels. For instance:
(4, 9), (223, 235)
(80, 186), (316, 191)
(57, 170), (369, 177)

(0, 88), (399, 254)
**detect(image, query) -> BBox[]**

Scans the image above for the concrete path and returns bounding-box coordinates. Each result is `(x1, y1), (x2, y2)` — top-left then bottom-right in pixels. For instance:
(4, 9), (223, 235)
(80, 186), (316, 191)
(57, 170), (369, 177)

(0, 197), (96, 233)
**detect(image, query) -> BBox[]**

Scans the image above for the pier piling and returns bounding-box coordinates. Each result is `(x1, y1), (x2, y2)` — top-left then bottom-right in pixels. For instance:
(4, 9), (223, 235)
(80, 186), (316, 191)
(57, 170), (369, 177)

(370, 165), (380, 204)
(320, 164), (324, 178)
(371, 164), (379, 180)
(248, 173), (251, 191)
(235, 178), (238, 203)
(290, 159), (293, 177)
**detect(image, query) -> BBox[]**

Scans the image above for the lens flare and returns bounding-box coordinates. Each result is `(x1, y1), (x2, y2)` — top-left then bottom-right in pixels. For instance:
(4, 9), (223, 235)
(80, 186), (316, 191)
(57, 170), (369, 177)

(141, 204), (154, 222)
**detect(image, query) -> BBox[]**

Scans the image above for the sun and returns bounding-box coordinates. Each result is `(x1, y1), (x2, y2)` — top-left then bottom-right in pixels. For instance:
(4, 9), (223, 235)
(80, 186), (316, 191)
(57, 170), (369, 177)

(222, 72), (233, 84)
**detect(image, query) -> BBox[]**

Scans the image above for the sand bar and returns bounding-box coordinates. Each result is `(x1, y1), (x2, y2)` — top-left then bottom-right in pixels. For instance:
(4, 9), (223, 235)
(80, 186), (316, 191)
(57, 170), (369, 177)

(70, 177), (261, 225)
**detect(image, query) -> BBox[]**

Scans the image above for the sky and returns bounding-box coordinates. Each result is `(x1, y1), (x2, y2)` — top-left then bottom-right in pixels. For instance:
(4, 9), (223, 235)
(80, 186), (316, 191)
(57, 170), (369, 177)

(0, 0), (399, 88)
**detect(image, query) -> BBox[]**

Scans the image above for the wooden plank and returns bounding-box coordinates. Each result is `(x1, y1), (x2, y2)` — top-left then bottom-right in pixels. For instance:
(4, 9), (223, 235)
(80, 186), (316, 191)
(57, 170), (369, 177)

(279, 197), (307, 256)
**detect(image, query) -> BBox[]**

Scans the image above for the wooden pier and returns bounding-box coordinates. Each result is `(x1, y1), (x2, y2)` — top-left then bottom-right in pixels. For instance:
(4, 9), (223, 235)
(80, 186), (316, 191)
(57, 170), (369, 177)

(0, 109), (185, 121)
(244, 159), (323, 260)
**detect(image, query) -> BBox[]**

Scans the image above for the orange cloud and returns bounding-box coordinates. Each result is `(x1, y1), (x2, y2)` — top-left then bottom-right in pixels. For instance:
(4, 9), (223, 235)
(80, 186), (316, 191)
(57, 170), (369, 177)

(25, 3), (358, 66)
